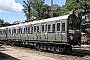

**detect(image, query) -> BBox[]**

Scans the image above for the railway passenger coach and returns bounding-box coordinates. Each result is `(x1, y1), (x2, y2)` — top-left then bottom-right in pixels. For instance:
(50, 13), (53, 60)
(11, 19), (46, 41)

(0, 13), (81, 52)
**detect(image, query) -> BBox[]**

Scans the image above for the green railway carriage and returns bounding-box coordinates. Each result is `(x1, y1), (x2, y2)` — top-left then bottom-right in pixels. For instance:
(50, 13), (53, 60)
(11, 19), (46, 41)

(0, 13), (81, 52)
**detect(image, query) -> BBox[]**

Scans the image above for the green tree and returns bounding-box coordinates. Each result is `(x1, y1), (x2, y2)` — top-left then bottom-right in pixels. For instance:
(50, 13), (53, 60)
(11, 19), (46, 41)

(62, 5), (69, 15)
(0, 19), (10, 25)
(22, 0), (64, 20)
(23, 0), (45, 20)
(53, 4), (62, 17)
(63, 0), (90, 17)
(41, 4), (51, 19)
(4, 22), (10, 24)
(0, 19), (4, 24)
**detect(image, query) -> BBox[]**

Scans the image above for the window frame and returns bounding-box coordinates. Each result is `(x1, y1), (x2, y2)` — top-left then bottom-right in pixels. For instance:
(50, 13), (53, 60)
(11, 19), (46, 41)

(45, 24), (47, 32)
(56, 22), (61, 32)
(13, 28), (16, 34)
(48, 24), (51, 32)
(62, 23), (65, 31)
(23, 27), (26, 34)
(0, 30), (3, 35)
(42, 24), (45, 32)
(52, 24), (55, 32)
(34, 25), (36, 33)
(37, 26), (39, 33)
(25, 26), (29, 34)
(19, 27), (21, 34)
(8, 28), (11, 34)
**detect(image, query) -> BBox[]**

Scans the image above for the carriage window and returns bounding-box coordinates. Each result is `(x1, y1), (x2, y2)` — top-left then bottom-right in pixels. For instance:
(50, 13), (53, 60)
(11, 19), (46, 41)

(48, 24), (50, 32)
(30, 26), (33, 33)
(13, 28), (16, 34)
(26, 27), (28, 33)
(28, 26), (30, 34)
(52, 24), (55, 32)
(57, 23), (60, 31)
(3, 29), (6, 34)
(19, 28), (21, 34)
(10, 29), (12, 34)
(23, 28), (26, 33)
(69, 24), (72, 30)
(42, 25), (44, 32)
(16, 29), (17, 34)
(37, 26), (39, 32)
(45, 25), (47, 32)
(12, 29), (13, 34)
(17, 29), (19, 34)
(8, 29), (11, 34)
(0, 30), (2, 34)
(19, 28), (22, 34)
(77, 24), (80, 30)
(34, 26), (36, 32)
(62, 23), (65, 31)
(20, 28), (22, 34)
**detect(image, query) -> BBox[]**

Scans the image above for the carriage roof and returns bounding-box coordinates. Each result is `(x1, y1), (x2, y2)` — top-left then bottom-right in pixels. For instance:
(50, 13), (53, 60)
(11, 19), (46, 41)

(0, 14), (69, 29)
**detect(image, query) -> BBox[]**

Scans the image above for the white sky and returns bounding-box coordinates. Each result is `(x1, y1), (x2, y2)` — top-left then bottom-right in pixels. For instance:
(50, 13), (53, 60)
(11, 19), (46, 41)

(0, 0), (23, 13)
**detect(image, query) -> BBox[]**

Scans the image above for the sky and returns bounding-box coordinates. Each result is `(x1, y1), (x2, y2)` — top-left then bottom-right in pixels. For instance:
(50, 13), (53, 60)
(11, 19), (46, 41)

(0, 0), (66, 24)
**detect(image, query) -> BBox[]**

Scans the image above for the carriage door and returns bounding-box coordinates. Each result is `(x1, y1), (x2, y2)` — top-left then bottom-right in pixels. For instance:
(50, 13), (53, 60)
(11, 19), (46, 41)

(41, 23), (46, 41)
(48, 22), (56, 41)
(36, 24), (41, 40)
(56, 22), (62, 41)
(33, 25), (37, 40)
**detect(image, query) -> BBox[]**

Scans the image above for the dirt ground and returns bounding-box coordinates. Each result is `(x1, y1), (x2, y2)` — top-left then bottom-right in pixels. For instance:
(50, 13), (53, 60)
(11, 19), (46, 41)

(0, 45), (60, 60)
(0, 45), (90, 60)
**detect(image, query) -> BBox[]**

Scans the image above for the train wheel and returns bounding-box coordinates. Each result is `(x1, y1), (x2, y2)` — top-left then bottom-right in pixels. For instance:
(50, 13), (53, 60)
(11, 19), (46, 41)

(9, 42), (14, 46)
(4, 41), (7, 45)
(51, 46), (55, 52)
(55, 47), (60, 53)
(36, 45), (39, 49)
(11, 43), (14, 46)
(48, 46), (51, 51)
(38, 44), (42, 51)
(4, 43), (7, 45)
(40, 45), (43, 50)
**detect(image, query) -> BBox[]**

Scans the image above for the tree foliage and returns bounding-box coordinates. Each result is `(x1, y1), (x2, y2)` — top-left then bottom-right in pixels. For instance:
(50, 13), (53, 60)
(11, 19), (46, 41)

(0, 19), (10, 24)
(0, 19), (4, 24)
(4, 22), (10, 24)
(63, 0), (90, 17)
(22, 0), (62, 19)
(22, 0), (46, 19)
(61, 0), (90, 25)
(22, 0), (90, 20)
(63, 0), (90, 35)
(53, 4), (62, 17)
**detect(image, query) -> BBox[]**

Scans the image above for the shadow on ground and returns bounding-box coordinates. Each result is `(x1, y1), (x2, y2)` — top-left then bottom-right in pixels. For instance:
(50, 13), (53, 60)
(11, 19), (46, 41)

(0, 52), (20, 60)
(73, 48), (90, 55)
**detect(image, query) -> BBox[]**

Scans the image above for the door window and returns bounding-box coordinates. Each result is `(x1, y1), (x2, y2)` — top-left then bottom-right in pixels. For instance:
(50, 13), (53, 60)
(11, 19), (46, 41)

(48, 24), (51, 32)
(42, 25), (44, 32)
(62, 23), (65, 31)
(57, 23), (60, 31)
(52, 24), (55, 32)
(37, 26), (39, 32)
(34, 26), (36, 32)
